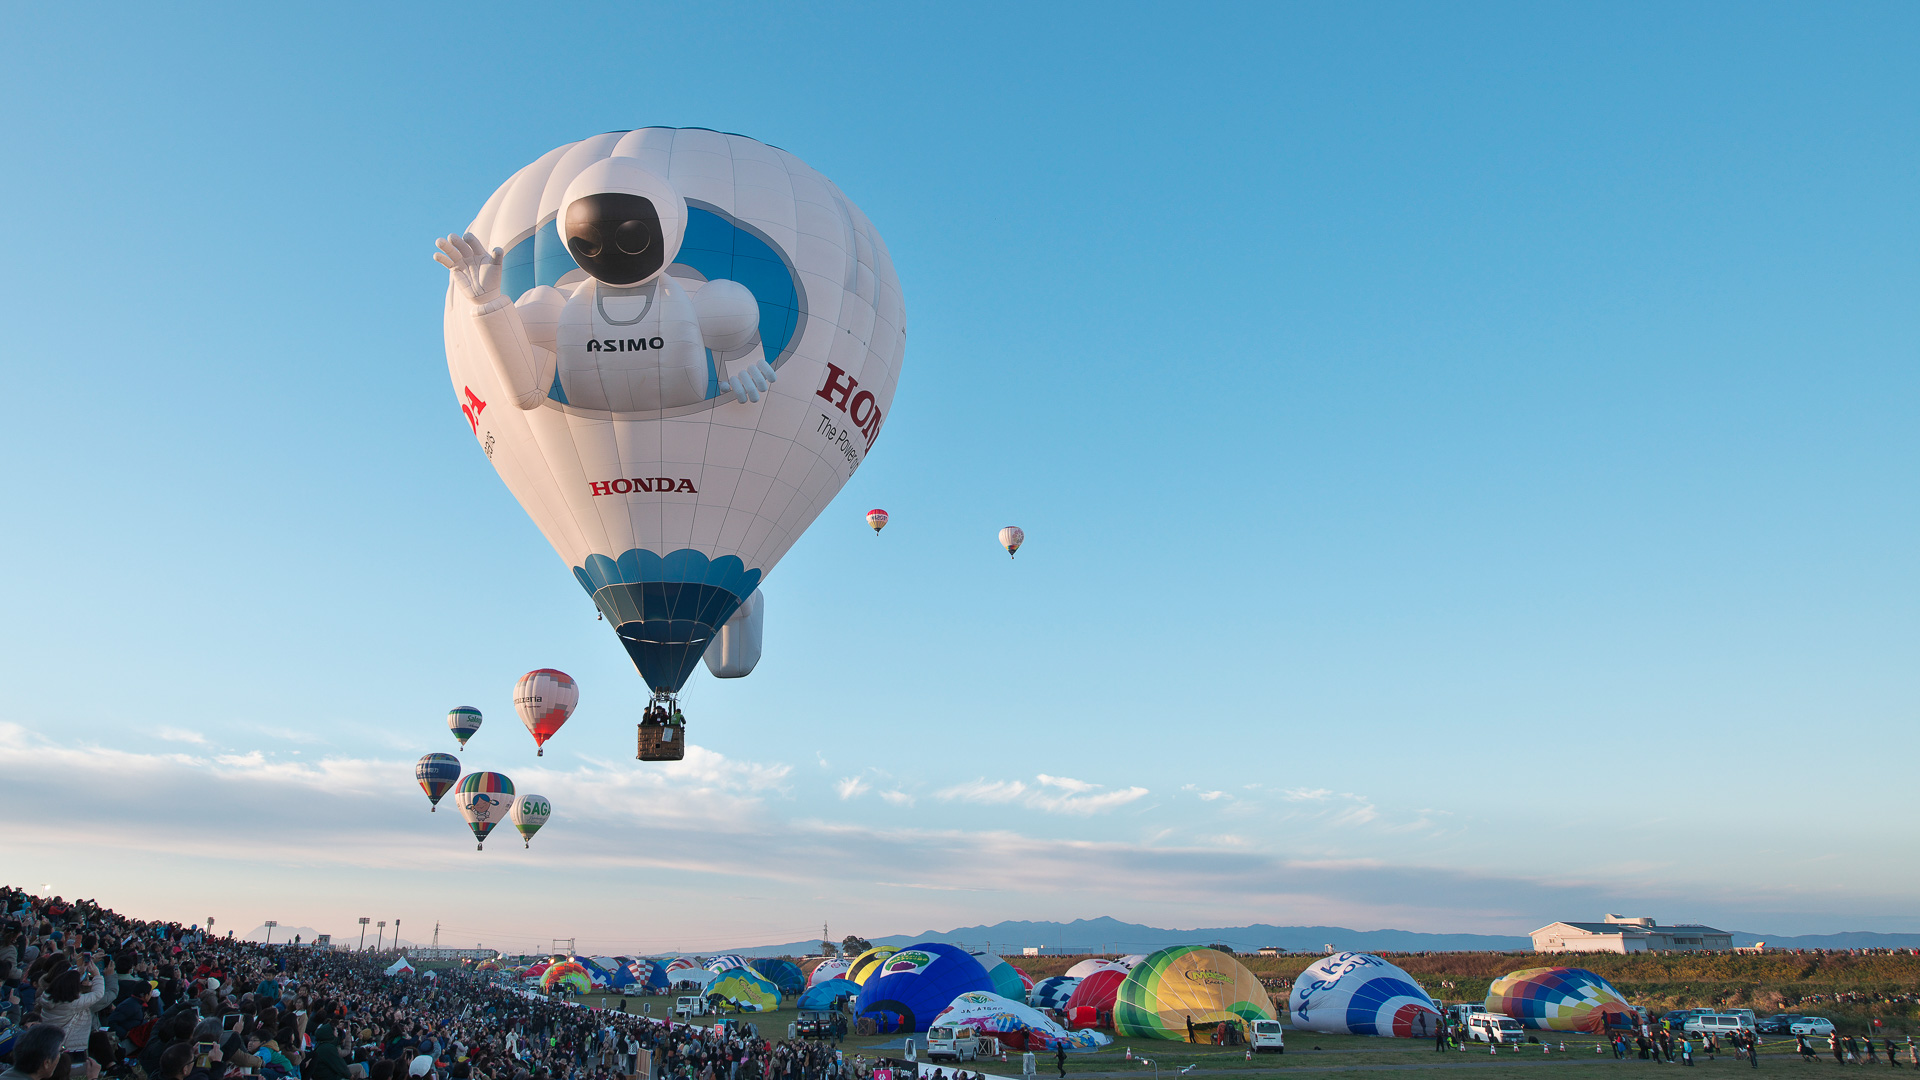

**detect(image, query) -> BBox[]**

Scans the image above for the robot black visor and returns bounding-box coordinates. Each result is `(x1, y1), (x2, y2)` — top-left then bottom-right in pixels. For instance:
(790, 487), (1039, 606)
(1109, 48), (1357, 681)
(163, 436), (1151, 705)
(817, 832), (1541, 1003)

(564, 193), (665, 285)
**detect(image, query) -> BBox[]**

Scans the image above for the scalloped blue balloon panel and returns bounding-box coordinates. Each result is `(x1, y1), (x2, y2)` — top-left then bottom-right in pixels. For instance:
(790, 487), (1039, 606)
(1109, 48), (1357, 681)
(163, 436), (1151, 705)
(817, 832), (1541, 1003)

(572, 548), (763, 600)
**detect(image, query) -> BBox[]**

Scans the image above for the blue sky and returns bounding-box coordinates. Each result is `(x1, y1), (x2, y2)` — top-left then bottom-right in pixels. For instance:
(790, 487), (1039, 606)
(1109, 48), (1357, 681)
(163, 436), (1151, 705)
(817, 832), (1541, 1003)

(1, 1), (1915, 953)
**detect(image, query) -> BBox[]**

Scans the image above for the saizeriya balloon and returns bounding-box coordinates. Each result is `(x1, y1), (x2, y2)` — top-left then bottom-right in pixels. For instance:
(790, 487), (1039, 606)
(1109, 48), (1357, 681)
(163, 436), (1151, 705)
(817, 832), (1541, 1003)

(436, 128), (905, 745)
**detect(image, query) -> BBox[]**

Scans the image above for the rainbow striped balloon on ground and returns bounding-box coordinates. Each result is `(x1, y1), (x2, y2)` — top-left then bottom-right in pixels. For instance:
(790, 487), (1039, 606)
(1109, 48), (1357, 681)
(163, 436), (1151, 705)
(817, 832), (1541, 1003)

(1114, 945), (1278, 1040)
(1287, 952), (1440, 1037)
(1485, 967), (1635, 1032)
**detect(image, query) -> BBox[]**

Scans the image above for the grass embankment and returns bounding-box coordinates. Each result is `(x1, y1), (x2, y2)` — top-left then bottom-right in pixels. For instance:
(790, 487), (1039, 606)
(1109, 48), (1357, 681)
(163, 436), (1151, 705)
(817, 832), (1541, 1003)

(1015, 953), (1920, 1034)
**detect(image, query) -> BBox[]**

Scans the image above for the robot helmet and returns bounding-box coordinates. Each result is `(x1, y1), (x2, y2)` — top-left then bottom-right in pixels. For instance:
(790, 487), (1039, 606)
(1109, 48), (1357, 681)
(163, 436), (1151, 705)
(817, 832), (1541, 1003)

(560, 157), (687, 287)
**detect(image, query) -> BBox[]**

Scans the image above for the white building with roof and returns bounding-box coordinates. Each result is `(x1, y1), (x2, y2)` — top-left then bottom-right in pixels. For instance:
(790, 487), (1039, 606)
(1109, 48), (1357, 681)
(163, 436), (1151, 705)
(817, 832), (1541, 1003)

(1531, 914), (1733, 953)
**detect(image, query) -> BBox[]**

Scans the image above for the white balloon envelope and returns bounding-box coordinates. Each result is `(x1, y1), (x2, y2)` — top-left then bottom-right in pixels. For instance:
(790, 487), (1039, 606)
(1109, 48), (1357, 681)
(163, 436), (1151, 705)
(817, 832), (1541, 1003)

(1287, 952), (1441, 1037)
(441, 128), (906, 698)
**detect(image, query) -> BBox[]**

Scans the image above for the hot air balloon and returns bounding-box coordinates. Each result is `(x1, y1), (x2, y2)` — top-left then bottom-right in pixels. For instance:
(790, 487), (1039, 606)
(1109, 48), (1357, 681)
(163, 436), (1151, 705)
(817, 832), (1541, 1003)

(453, 771), (514, 850)
(448, 707), (482, 749)
(415, 753), (461, 812)
(511, 792), (551, 848)
(514, 669), (577, 756)
(999, 526), (1024, 558)
(436, 129), (905, 749)
(866, 509), (888, 535)
(1288, 952), (1440, 1037)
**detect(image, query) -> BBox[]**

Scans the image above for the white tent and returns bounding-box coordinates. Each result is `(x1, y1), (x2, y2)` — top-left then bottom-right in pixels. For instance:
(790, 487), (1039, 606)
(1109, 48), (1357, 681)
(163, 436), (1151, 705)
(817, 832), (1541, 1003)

(384, 957), (416, 976)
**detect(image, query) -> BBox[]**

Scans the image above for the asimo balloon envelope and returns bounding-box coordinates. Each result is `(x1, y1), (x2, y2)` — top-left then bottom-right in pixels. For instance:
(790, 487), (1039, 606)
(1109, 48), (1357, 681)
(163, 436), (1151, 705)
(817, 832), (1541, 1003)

(1484, 967), (1634, 1032)
(1287, 952), (1440, 1038)
(439, 129), (906, 701)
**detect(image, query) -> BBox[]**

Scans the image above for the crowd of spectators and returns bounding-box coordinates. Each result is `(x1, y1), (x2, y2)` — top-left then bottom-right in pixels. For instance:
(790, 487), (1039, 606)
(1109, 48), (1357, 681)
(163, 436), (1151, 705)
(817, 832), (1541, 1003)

(0, 890), (906, 1080)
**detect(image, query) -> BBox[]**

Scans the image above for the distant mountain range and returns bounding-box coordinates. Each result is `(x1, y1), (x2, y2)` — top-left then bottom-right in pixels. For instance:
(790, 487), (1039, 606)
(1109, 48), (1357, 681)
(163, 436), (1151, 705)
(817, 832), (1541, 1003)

(720, 917), (1920, 958)
(725, 916), (1532, 956)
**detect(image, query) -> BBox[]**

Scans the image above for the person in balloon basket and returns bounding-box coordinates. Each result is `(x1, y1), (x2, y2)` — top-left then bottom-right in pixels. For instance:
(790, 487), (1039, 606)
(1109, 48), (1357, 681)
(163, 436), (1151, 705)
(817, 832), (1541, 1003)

(436, 158), (775, 415)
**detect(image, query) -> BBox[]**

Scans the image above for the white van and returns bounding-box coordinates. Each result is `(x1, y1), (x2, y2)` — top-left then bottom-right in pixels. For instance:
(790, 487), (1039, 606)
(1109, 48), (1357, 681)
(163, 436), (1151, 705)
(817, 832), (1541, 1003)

(1250, 1019), (1286, 1053)
(1683, 1014), (1753, 1036)
(674, 995), (711, 1018)
(1466, 1014), (1526, 1044)
(1446, 1004), (1487, 1026)
(926, 1025), (997, 1062)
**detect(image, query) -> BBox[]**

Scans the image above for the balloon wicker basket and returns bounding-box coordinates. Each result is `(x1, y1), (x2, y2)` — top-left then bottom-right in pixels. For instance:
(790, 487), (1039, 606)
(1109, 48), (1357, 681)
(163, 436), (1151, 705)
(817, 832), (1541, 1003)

(637, 721), (686, 761)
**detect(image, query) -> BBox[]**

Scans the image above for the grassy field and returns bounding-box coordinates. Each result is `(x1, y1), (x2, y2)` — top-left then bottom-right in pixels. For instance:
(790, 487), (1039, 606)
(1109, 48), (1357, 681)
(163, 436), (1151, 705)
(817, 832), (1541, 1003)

(567, 999), (1901, 1080)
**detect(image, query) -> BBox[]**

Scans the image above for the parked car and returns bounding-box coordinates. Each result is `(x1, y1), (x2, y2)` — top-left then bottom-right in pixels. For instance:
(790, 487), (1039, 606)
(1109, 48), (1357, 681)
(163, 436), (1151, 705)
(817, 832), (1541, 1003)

(1466, 1014), (1527, 1045)
(1250, 1018), (1286, 1054)
(1684, 1014), (1755, 1036)
(1757, 1015), (1798, 1034)
(1790, 1018), (1836, 1037)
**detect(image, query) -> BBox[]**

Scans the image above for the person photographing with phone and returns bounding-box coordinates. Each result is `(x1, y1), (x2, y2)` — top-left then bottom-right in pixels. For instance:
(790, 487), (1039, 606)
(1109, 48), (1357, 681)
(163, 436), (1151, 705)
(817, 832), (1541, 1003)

(40, 954), (111, 1060)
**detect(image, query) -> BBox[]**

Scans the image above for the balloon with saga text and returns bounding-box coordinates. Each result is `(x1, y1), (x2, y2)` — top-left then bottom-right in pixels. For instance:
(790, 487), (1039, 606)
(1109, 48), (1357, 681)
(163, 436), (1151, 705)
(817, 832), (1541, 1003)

(436, 128), (906, 710)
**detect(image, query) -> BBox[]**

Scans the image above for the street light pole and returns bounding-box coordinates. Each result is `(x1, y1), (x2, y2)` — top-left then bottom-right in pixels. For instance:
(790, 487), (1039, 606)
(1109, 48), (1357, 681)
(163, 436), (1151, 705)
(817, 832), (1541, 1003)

(358, 918), (370, 951)
(394, 919), (401, 952)
(377, 921), (387, 951)
(265, 921), (278, 945)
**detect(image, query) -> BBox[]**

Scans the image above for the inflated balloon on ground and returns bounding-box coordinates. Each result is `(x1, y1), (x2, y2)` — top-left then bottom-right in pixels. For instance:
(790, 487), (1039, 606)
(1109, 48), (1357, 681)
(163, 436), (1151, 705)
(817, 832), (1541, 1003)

(845, 946), (899, 985)
(1113, 946), (1277, 1040)
(1288, 952), (1440, 1037)
(1485, 967), (1634, 1032)
(932, 992), (1114, 1052)
(854, 943), (993, 1033)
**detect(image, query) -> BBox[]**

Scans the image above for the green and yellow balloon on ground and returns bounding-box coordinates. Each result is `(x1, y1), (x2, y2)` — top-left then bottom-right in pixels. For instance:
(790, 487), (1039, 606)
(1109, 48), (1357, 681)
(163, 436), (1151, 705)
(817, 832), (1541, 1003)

(1113, 946), (1277, 1040)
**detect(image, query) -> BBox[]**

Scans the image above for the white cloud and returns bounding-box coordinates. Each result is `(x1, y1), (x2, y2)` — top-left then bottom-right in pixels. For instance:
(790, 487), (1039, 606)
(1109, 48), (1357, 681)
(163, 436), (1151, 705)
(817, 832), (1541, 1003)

(835, 775), (871, 800)
(936, 778), (1028, 804)
(156, 727), (208, 745)
(1282, 787), (1334, 802)
(878, 790), (915, 808)
(939, 775), (1147, 815)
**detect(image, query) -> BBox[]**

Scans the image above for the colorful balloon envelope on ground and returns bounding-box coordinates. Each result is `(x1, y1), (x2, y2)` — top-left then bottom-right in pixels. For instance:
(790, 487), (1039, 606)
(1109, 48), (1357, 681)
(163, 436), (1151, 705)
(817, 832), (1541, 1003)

(1113, 945), (1277, 1041)
(540, 961), (593, 994)
(808, 957), (852, 987)
(845, 946), (899, 985)
(414, 753), (462, 811)
(1485, 967), (1635, 1032)
(854, 943), (994, 1033)
(514, 669), (577, 756)
(438, 129), (905, 701)
(866, 509), (888, 534)
(999, 525), (1024, 558)
(448, 707), (482, 749)
(454, 771), (515, 849)
(510, 792), (551, 848)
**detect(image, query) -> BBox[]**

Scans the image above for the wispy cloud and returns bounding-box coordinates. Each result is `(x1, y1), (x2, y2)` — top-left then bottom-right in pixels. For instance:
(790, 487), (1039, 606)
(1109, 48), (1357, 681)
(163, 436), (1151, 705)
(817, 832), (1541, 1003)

(156, 727), (208, 745)
(938, 774), (1147, 815)
(878, 790), (915, 808)
(936, 778), (1027, 804)
(835, 775), (871, 800)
